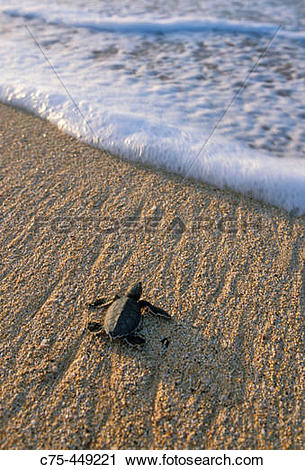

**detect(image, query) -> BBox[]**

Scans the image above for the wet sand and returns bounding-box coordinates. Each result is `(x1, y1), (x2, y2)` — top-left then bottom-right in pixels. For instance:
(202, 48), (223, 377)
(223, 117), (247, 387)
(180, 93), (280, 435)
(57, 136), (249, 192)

(0, 102), (304, 449)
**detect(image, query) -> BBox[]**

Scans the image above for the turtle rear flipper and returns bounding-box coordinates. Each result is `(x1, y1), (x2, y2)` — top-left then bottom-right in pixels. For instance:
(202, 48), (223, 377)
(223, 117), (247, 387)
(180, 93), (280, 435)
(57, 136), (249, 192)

(139, 300), (171, 319)
(125, 334), (145, 346)
(88, 321), (104, 333)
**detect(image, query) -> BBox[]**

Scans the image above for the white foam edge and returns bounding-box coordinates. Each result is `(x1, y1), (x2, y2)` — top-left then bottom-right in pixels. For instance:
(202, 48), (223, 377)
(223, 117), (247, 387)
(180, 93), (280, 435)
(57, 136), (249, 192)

(1, 82), (305, 215)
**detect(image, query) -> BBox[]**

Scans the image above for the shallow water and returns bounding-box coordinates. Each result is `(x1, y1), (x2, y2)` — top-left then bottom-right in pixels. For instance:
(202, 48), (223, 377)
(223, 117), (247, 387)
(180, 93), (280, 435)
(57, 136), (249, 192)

(0, 0), (305, 213)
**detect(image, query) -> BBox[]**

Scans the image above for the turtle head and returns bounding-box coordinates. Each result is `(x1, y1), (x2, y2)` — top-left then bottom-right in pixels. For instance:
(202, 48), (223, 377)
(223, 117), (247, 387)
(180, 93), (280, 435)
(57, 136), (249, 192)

(127, 282), (142, 300)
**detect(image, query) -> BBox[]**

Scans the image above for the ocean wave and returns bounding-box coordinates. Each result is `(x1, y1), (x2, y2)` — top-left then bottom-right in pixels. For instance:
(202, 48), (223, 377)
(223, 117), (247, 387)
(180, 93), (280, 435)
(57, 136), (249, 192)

(1, 82), (305, 215)
(1, 2), (305, 214)
(3, 6), (305, 41)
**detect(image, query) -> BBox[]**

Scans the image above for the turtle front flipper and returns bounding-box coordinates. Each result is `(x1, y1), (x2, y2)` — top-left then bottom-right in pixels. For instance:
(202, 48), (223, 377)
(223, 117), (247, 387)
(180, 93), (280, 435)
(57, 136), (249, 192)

(87, 294), (119, 310)
(125, 334), (146, 346)
(139, 300), (171, 319)
(88, 321), (104, 333)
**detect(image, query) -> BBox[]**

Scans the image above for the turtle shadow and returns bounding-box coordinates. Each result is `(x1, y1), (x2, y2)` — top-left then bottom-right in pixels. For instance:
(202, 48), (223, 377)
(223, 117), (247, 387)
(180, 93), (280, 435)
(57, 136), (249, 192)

(139, 319), (248, 447)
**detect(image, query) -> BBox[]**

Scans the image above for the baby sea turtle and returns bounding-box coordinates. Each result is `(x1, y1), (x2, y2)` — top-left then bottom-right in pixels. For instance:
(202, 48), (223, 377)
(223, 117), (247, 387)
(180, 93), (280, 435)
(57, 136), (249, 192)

(87, 282), (171, 346)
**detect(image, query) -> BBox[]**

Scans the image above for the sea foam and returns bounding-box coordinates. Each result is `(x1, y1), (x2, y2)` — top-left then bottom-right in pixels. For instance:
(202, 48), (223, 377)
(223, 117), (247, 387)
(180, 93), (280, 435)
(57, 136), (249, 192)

(1, 2), (305, 215)
(3, 4), (305, 41)
(1, 82), (305, 215)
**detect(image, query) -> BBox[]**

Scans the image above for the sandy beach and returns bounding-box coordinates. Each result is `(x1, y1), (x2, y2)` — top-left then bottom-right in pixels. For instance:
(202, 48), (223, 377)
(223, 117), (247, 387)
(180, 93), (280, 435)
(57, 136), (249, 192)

(0, 102), (304, 449)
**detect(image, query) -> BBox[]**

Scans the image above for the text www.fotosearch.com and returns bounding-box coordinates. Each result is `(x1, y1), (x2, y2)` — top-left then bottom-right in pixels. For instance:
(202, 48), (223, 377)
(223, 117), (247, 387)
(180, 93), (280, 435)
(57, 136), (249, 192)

(125, 453), (264, 466)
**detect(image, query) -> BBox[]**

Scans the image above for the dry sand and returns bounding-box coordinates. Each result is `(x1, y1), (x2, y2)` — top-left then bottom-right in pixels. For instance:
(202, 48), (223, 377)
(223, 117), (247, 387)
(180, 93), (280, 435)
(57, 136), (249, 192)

(0, 102), (304, 449)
